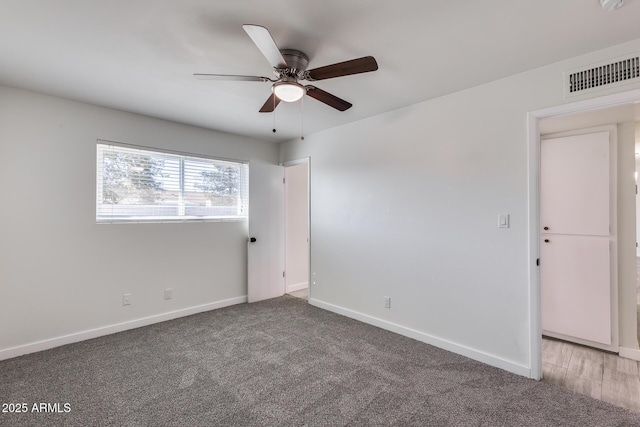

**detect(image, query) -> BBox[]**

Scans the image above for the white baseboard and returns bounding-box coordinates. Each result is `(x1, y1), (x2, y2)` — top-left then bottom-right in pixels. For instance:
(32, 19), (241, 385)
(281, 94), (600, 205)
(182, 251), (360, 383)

(286, 282), (308, 293)
(619, 346), (640, 361)
(0, 296), (247, 362)
(309, 298), (531, 378)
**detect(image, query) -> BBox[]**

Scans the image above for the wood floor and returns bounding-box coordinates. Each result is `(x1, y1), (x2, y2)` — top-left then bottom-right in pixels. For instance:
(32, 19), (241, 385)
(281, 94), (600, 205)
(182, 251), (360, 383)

(542, 337), (640, 413)
(287, 288), (309, 300)
(541, 258), (640, 413)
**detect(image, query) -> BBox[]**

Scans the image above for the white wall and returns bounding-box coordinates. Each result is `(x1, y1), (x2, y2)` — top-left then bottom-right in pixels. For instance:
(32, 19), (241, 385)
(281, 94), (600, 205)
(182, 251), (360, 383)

(0, 85), (277, 358)
(285, 162), (309, 292)
(279, 38), (640, 375)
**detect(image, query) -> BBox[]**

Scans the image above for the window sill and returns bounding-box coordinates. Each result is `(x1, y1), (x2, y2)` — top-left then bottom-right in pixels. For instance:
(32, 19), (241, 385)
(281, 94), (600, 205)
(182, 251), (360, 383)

(96, 216), (247, 225)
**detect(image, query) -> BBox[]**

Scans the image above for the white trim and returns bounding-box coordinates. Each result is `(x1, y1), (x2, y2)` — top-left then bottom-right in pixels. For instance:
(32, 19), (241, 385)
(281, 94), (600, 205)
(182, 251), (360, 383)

(619, 346), (640, 361)
(282, 157), (310, 167)
(286, 282), (309, 293)
(527, 113), (542, 380)
(309, 298), (530, 378)
(0, 296), (247, 362)
(98, 139), (249, 164)
(527, 87), (640, 382)
(532, 88), (640, 119)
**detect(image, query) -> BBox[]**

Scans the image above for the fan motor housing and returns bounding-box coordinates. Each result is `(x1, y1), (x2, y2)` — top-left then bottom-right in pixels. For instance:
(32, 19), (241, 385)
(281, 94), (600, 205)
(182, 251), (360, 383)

(279, 49), (309, 78)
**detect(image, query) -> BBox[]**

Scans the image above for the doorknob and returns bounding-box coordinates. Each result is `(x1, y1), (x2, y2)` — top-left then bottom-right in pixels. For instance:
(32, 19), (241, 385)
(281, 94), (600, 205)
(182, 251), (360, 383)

(249, 237), (257, 243)
(543, 226), (549, 230)
(544, 239), (550, 243)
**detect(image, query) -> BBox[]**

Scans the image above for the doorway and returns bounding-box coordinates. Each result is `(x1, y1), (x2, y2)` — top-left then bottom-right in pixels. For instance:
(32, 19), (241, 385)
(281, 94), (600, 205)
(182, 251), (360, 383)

(535, 106), (640, 411)
(528, 89), (640, 380)
(284, 158), (310, 301)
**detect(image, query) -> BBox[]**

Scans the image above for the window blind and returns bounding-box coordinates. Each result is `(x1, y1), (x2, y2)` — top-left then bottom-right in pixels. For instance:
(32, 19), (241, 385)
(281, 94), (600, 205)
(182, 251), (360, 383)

(96, 143), (248, 223)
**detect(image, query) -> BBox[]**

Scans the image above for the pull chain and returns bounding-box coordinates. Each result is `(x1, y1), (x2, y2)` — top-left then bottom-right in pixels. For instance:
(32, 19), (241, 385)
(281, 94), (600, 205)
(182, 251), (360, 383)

(272, 95), (277, 133)
(300, 95), (305, 140)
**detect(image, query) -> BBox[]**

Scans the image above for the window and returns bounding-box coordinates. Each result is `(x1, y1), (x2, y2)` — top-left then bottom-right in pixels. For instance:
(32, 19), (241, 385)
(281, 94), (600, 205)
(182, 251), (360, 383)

(96, 142), (248, 223)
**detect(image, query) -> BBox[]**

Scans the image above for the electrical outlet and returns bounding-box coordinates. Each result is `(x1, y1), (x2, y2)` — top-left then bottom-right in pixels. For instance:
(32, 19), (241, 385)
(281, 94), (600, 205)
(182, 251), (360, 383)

(123, 293), (132, 306)
(384, 296), (391, 309)
(164, 288), (173, 300)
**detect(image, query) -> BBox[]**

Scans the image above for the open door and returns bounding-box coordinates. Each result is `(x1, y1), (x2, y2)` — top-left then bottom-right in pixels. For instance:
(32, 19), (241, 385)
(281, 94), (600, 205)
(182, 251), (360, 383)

(247, 162), (284, 303)
(540, 129), (617, 350)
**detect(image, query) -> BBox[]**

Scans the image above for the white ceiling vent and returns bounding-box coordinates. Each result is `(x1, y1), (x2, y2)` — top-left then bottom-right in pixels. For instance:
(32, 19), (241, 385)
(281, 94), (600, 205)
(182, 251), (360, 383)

(564, 54), (639, 98)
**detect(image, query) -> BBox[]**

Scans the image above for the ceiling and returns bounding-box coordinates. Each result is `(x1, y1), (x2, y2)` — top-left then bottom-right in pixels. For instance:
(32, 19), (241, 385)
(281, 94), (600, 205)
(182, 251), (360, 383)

(1, 1), (639, 143)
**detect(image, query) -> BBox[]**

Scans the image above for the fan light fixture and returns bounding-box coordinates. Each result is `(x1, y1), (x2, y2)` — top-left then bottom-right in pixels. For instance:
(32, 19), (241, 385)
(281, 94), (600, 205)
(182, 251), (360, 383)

(600, 0), (623, 11)
(273, 80), (305, 102)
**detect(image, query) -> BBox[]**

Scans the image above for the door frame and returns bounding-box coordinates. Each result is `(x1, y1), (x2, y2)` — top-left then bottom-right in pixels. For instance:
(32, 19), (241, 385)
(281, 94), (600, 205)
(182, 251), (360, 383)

(282, 157), (311, 300)
(527, 87), (640, 380)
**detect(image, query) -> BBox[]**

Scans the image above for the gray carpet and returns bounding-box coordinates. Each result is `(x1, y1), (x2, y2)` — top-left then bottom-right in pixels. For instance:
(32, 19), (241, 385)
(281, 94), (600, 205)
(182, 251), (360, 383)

(1, 296), (639, 426)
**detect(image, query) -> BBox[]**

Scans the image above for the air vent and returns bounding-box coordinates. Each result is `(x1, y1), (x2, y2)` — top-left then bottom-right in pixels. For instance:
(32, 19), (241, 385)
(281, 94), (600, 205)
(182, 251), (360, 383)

(565, 54), (640, 98)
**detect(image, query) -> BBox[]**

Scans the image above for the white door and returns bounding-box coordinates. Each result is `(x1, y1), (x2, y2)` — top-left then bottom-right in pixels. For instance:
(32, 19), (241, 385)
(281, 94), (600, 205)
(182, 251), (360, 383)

(540, 132), (610, 236)
(540, 130), (616, 349)
(248, 162), (284, 303)
(541, 235), (611, 344)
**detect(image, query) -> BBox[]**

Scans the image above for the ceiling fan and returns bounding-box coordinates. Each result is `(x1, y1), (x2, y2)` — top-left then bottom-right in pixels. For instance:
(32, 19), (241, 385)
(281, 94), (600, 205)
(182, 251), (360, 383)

(194, 24), (378, 113)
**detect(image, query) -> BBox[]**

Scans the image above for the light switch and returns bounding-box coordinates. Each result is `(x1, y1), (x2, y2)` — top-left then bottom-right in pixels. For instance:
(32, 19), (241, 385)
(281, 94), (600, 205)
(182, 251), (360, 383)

(498, 213), (509, 228)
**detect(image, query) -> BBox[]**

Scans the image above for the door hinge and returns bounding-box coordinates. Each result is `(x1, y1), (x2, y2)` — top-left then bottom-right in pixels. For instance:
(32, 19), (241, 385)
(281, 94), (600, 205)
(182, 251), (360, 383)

(283, 177), (285, 184)
(536, 258), (540, 266)
(283, 271), (286, 278)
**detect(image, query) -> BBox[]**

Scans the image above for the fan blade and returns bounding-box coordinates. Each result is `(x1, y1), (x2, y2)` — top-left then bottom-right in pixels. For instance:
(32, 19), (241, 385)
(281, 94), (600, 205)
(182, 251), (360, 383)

(306, 56), (378, 81)
(305, 86), (352, 111)
(194, 73), (271, 82)
(243, 24), (288, 69)
(259, 93), (281, 113)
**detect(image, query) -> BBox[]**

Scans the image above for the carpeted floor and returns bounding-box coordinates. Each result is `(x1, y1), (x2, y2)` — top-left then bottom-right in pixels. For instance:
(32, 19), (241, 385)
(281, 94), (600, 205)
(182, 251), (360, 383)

(1, 296), (639, 426)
